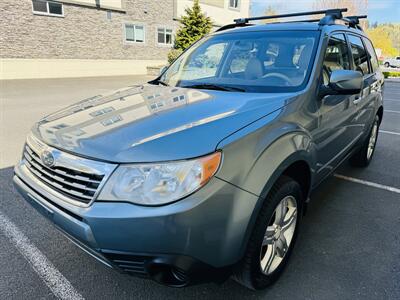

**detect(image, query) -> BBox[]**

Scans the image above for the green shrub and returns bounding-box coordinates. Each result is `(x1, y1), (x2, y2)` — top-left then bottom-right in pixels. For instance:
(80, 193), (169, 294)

(383, 71), (400, 78)
(168, 0), (212, 65)
(167, 49), (183, 64)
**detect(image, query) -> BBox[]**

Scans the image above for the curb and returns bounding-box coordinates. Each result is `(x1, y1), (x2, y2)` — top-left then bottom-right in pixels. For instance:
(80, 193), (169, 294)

(384, 78), (400, 82)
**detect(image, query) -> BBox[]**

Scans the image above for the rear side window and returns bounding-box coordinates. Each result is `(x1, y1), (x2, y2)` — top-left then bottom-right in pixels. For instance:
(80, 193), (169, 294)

(348, 35), (370, 75)
(322, 33), (351, 85)
(363, 38), (379, 72)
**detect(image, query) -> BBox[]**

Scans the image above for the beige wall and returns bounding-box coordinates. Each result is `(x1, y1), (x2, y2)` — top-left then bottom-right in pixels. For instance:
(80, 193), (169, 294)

(175, 0), (250, 26)
(0, 59), (166, 80)
(0, 0), (177, 60)
(200, 0), (224, 8)
(58, 0), (124, 11)
(0, 0), (175, 79)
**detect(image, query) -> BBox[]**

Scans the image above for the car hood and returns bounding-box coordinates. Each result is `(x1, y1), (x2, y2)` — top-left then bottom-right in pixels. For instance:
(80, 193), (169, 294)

(32, 85), (293, 163)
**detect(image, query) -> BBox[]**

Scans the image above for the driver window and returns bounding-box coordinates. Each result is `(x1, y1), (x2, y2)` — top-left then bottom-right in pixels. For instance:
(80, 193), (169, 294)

(184, 42), (228, 80)
(323, 33), (350, 85)
(228, 41), (258, 75)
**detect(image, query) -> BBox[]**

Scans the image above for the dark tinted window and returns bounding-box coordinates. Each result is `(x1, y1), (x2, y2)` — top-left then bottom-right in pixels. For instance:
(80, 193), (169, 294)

(322, 33), (351, 85)
(32, 0), (63, 16)
(363, 38), (379, 72)
(32, 0), (47, 12)
(48, 2), (62, 15)
(348, 35), (370, 75)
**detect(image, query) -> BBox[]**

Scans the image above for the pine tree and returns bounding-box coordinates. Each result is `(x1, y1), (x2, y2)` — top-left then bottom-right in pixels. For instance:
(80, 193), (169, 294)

(168, 0), (213, 63)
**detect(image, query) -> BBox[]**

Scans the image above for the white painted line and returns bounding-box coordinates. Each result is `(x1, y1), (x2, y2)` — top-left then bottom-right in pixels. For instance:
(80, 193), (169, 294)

(0, 211), (84, 300)
(384, 110), (400, 114)
(380, 130), (400, 136)
(384, 99), (400, 102)
(334, 174), (400, 194)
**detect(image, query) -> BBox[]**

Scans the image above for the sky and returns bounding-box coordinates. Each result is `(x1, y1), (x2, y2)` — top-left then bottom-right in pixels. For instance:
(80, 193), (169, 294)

(250, 0), (400, 23)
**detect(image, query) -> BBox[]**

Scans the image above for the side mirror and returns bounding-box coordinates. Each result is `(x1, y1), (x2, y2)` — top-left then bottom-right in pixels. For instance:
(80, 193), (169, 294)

(323, 70), (363, 97)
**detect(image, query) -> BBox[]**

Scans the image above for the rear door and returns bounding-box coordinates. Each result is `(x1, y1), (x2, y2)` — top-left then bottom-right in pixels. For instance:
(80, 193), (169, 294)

(347, 34), (378, 137)
(314, 33), (361, 182)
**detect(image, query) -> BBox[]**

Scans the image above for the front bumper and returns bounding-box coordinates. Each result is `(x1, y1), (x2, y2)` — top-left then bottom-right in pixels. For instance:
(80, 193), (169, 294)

(13, 162), (259, 286)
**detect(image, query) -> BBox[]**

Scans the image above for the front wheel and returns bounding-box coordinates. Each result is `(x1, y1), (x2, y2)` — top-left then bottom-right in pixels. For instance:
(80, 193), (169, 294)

(350, 115), (380, 167)
(233, 176), (303, 290)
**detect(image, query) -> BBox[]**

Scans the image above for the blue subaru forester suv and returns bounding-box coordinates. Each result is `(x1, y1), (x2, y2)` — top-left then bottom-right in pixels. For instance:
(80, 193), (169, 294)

(14, 9), (384, 289)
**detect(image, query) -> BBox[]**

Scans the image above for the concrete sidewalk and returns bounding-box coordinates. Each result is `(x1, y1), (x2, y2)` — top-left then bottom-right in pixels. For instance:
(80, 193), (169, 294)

(0, 75), (153, 168)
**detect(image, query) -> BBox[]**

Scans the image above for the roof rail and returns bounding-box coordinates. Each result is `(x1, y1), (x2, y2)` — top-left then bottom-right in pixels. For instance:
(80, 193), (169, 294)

(219, 9), (367, 32)
(233, 8), (347, 25)
(216, 22), (254, 32)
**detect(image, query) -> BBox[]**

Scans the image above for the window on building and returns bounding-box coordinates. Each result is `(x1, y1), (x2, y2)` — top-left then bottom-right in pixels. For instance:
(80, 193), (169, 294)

(348, 34), (370, 76)
(125, 24), (145, 43)
(229, 0), (240, 9)
(32, 0), (63, 17)
(157, 27), (173, 45)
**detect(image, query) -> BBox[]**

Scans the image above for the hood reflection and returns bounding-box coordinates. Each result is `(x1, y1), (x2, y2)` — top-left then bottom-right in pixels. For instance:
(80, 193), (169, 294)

(36, 85), (212, 149)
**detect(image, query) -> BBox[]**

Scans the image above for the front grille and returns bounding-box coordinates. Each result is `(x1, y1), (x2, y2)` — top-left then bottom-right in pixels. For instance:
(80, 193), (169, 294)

(23, 144), (104, 204)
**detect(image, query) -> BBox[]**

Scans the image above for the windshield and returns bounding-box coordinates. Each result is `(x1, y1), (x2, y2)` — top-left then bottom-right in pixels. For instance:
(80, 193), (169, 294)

(160, 30), (319, 93)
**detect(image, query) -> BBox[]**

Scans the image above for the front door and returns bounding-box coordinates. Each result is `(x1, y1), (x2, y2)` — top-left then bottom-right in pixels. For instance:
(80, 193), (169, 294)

(313, 33), (361, 183)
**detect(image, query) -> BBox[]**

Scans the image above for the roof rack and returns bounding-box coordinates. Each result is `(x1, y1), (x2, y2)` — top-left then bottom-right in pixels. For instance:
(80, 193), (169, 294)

(222, 8), (367, 32)
(233, 8), (347, 25)
(342, 15), (367, 30)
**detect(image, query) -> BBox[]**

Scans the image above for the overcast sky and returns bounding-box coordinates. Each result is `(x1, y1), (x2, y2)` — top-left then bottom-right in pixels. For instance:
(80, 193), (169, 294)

(250, 0), (400, 23)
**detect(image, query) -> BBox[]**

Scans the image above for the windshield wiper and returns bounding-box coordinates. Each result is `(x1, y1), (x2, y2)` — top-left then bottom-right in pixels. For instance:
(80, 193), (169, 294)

(157, 79), (169, 86)
(181, 83), (246, 92)
(148, 78), (169, 86)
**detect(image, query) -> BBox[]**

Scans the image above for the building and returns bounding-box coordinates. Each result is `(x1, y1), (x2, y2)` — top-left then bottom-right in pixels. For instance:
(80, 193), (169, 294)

(0, 0), (249, 80)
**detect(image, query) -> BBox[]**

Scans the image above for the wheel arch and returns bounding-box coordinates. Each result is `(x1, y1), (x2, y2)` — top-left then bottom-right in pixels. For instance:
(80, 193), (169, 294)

(377, 106), (383, 125)
(238, 150), (314, 261)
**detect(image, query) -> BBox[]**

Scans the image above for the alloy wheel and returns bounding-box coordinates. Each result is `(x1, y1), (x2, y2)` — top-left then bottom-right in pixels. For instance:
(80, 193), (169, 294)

(367, 120), (378, 160)
(259, 195), (297, 275)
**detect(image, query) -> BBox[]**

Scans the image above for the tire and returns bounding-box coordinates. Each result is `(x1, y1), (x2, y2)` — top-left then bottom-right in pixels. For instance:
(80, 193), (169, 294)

(384, 62), (390, 68)
(350, 115), (380, 167)
(233, 176), (303, 290)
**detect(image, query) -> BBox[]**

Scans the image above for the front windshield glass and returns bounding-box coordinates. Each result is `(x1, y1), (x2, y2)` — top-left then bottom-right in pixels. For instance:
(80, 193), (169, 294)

(161, 30), (319, 93)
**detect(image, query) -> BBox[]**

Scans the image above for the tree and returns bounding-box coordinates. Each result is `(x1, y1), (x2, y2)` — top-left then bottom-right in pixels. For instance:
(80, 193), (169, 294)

(312, 0), (368, 28)
(168, 0), (213, 63)
(367, 26), (399, 58)
(262, 6), (278, 23)
(312, 0), (368, 15)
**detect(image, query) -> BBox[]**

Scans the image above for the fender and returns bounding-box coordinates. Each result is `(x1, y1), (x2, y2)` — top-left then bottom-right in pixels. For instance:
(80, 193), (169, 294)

(216, 116), (318, 261)
(216, 113), (317, 197)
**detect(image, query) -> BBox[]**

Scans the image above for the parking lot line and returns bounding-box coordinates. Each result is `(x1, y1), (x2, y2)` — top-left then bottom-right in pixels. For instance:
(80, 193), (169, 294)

(334, 174), (400, 194)
(384, 99), (400, 102)
(384, 110), (400, 114)
(0, 211), (84, 300)
(379, 130), (400, 136)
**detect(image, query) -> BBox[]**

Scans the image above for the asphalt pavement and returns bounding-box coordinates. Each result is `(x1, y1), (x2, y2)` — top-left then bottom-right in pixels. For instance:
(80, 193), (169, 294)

(0, 77), (399, 299)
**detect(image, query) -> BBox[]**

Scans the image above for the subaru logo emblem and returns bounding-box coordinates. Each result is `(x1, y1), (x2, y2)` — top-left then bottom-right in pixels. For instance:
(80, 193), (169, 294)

(40, 150), (55, 167)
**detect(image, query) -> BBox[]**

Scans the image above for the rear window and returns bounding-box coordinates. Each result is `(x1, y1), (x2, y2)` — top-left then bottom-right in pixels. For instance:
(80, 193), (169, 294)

(363, 38), (379, 72)
(348, 35), (370, 75)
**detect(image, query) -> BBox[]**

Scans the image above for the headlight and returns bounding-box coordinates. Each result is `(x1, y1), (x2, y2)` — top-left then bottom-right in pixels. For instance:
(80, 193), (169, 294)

(98, 152), (221, 205)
